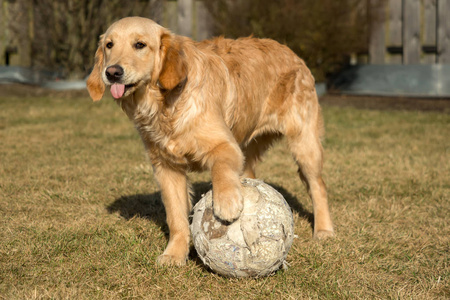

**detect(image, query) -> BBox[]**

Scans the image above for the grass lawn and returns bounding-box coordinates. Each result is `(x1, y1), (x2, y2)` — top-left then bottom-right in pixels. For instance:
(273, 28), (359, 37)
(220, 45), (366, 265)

(0, 89), (448, 299)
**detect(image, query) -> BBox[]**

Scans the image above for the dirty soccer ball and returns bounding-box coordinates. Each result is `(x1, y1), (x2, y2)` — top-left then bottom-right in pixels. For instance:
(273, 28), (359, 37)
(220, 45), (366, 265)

(190, 178), (295, 277)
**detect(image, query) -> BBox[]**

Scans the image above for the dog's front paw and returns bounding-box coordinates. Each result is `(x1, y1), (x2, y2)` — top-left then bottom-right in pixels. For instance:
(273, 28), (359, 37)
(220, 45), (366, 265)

(157, 234), (189, 266)
(157, 253), (187, 266)
(314, 230), (335, 240)
(213, 185), (244, 222)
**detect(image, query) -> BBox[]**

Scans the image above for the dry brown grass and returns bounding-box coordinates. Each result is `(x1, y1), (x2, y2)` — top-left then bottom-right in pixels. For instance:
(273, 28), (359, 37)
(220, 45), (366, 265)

(0, 89), (448, 299)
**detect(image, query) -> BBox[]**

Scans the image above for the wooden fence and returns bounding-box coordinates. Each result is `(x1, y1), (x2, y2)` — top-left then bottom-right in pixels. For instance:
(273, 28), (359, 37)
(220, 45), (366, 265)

(162, 0), (213, 41)
(369, 0), (450, 64)
(2, 0), (450, 68)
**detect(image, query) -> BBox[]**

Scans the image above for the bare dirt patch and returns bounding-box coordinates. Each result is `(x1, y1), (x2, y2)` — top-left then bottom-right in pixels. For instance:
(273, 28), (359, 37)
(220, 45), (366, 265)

(320, 93), (450, 113)
(2, 83), (449, 112)
(0, 83), (89, 99)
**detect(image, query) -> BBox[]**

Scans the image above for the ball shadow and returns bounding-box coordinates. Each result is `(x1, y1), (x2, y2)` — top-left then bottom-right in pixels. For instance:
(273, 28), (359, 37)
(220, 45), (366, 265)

(265, 182), (315, 231)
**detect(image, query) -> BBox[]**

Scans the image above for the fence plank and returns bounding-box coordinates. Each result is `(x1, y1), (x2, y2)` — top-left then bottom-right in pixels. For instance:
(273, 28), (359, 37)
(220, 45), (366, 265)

(423, 0), (437, 63)
(437, 0), (450, 63)
(369, 0), (386, 64)
(0, 0), (6, 65)
(195, 0), (213, 41)
(178, 0), (193, 37)
(403, 0), (421, 63)
(387, 0), (402, 64)
(163, 1), (178, 32)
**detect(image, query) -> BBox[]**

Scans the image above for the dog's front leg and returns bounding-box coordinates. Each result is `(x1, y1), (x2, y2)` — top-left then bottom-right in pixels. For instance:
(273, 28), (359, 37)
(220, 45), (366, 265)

(153, 164), (191, 266)
(206, 142), (244, 222)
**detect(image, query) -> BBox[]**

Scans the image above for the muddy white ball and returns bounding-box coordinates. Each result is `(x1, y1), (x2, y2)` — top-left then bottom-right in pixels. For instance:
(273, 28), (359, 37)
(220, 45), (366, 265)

(190, 179), (294, 277)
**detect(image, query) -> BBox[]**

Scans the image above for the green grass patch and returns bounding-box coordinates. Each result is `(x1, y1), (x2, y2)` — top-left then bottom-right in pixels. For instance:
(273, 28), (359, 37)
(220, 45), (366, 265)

(0, 95), (448, 299)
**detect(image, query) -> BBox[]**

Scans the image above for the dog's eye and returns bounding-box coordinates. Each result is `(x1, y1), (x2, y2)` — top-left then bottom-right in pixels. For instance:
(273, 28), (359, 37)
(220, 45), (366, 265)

(106, 42), (113, 49)
(135, 42), (146, 49)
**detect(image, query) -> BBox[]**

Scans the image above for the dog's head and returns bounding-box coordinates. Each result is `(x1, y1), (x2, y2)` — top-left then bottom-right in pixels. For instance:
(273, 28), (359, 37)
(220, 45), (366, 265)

(87, 17), (187, 101)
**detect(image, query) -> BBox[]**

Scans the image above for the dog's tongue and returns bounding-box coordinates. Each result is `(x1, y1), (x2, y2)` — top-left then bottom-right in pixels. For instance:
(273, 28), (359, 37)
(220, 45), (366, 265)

(111, 83), (125, 99)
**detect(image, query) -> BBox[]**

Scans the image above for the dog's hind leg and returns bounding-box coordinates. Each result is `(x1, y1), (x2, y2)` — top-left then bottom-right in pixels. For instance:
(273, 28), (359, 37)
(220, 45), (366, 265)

(287, 129), (334, 239)
(283, 91), (334, 239)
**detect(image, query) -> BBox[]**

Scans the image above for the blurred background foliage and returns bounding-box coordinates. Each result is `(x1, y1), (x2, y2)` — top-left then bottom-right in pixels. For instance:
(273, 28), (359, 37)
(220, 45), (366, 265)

(205, 0), (374, 82)
(2, 0), (379, 81)
(2, 0), (162, 79)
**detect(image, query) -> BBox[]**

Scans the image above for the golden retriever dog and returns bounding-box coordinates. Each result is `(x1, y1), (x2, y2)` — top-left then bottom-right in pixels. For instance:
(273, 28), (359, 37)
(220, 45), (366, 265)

(87, 17), (334, 266)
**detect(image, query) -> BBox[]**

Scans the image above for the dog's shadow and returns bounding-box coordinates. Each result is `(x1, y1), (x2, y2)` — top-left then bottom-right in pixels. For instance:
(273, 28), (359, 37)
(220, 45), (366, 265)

(106, 181), (314, 235)
(106, 182), (212, 235)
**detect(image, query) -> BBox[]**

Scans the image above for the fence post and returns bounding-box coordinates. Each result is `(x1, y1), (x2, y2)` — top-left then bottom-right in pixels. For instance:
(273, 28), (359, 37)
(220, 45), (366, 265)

(165, 0), (178, 32)
(178, 0), (193, 37)
(423, 0), (437, 63)
(0, 0), (6, 65)
(387, 0), (402, 64)
(369, 0), (386, 64)
(403, 0), (421, 63)
(437, 0), (450, 63)
(195, 0), (213, 41)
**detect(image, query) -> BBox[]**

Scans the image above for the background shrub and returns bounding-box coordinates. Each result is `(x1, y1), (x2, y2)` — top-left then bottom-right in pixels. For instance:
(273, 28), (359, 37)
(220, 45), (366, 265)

(205, 0), (375, 82)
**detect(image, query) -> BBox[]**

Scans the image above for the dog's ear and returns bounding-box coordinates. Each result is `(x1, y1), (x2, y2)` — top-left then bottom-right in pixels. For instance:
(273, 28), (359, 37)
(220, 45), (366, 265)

(158, 33), (187, 91)
(86, 38), (105, 101)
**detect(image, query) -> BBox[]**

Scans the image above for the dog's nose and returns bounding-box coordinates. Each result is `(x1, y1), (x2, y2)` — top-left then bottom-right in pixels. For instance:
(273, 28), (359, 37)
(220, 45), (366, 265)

(105, 65), (124, 82)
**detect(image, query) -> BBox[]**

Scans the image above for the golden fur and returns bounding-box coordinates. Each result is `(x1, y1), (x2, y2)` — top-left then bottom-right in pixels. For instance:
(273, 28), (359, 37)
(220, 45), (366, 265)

(87, 17), (334, 266)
